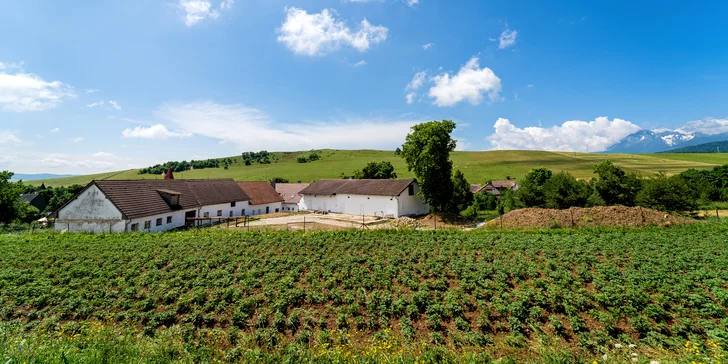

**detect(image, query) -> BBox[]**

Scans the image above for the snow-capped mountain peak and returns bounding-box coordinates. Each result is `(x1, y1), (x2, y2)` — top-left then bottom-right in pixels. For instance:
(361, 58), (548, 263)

(605, 129), (725, 153)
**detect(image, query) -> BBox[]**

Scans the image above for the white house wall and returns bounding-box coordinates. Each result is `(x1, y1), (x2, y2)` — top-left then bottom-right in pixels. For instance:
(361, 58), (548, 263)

(198, 200), (250, 221)
(247, 202), (282, 216)
(129, 210), (189, 233)
(54, 185), (126, 233)
(282, 202), (299, 212)
(396, 183), (430, 216)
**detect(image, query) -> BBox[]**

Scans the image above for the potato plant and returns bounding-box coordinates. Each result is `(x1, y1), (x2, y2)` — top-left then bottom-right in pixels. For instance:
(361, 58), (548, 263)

(0, 225), (727, 362)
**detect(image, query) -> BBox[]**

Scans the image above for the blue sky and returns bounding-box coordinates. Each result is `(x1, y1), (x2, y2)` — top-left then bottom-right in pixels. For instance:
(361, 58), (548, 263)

(1, 0), (727, 174)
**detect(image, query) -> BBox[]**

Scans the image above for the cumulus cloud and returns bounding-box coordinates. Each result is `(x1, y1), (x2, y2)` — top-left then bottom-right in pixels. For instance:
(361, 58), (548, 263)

(498, 28), (517, 49)
(155, 101), (420, 151)
(178, 0), (233, 26)
(277, 7), (388, 56)
(486, 116), (642, 152)
(677, 117), (728, 135)
(405, 0), (419, 6)
(422, 43), (434, 50)
(122, 124), (191, 139)
(0, 131), (21, 144)
(404, 71), (427, 104)
(108, 100), (121, 110)
(428, 57), (502, 107)
(0, 67), (76, 112)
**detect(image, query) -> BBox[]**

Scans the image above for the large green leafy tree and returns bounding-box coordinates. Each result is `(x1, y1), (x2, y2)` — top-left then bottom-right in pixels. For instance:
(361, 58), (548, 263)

(449, 170), (473, 213)
(591, 161), (642, 206)
(0, 171), (23, 223)
(517, 167), (553, 208)
(542, 172), (590, 209)
(637, 173), (697, 212)
(401, 120), (457, 212)
(353, 161), (397, 179)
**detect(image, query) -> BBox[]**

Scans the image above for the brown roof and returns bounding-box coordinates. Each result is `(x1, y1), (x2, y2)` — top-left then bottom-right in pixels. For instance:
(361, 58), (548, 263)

(237, 182), (285, 205)
(470, 184), (485, 193)
(299, 179), (415, 196)
(275, 183), (309, 203)
(491, 180), (518, 189)
(51, 179), (249, 219)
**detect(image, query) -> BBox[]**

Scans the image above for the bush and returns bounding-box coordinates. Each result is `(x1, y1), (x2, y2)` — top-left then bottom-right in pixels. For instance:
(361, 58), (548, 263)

(637, 173), (697, 212)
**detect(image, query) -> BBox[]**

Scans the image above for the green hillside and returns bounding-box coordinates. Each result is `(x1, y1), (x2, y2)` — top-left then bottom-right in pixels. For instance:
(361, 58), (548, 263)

(659, 141), (728, 154)
(26, 149), (727, 187)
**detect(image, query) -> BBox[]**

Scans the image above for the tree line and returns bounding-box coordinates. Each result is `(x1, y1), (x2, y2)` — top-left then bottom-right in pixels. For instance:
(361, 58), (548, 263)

(0, 171), (84, 224)
(138, 158), (232, 175)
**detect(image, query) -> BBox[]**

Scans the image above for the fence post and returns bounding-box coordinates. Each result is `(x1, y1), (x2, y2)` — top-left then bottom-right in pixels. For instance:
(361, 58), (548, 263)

(717, 208), (720, 219)
(303, 216), (306, 234)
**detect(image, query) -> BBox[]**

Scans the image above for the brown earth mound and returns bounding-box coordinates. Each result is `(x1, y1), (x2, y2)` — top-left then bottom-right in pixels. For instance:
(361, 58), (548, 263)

(417, 212), (471, 229)
(485, 206), (692, 229)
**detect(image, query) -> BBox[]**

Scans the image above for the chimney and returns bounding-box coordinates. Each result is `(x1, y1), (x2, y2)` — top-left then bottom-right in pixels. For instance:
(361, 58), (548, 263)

(164, 167), (174, 180)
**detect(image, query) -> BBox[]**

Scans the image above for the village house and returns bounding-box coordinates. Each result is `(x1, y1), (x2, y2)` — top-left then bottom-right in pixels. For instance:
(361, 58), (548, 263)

(19, 193), (48, 212)
(299, 179), (429, 218)
(50, 179), (249, 233)
(236, 182), (284, 215)
(274, 183), (309, 212)
(471, 180), (520, 198)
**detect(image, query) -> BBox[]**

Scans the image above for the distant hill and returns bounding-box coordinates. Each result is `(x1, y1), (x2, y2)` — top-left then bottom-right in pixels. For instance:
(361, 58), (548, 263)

(21, 149), (728, 188)
(10, 173), (76, 182)
(605, 130), (728, 154)
(659, 141), (728, 154)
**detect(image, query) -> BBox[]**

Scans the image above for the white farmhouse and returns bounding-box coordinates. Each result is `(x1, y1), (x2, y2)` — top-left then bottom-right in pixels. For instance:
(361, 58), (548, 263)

(274, 183), (309, 212)
(299, 179), (429, 218)
(50, 179), (250, 233)
(236, 182), (284, 215)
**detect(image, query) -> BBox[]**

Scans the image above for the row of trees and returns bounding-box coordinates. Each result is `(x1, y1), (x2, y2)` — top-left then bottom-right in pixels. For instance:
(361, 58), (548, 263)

(242, 151), (273, 165)
(296, 152), (321, 163)
(493, 160), (726, 213)
(138, 158), (229, 175)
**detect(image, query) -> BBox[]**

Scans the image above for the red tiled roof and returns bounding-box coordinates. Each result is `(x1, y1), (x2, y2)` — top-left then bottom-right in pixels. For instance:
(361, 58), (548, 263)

(491, 180), (518, 189)
(470, 184), (485, 193)
(52, 179), (249, 220)
(299, 179), (415, 196)
(237, 182), (285, 205)
(275, 183), (309, 204)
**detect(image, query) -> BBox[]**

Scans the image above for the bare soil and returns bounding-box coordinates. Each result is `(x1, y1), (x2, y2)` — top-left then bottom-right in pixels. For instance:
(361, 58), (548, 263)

(484, 206), (693, 229)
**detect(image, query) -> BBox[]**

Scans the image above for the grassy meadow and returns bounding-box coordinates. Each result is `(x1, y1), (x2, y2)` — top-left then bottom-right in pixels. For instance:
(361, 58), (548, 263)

(26, 149), (727, 187)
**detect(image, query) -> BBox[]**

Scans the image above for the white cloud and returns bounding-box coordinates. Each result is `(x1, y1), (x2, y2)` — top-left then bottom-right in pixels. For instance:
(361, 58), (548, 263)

(0, 68), (76, 112)
(178, 0), (233, 26)
(39, 153), (115, 170)
(405, 0), (419, 6)
(122, 124), (191, 139)
(422, 43), (434, 50)
(277, 7), (388, 56)
(428, 57), (502, 107)
(156, 101), (420, 151)
(405, 92), (416, 104)
(92, 151), (115, 158)
(108, 100), (121, 110)
(404, 71), (427, 104)
(486, 116), (642, 152)
(86, 100), (104, 108)
(0, 131), (21, 144)
(677, 117), (728, 135)
(498, 28), (517, 49)
(50, 128), (60, 133)
(351, 60), (367, 67)
(85, 88), (99, 94)
(72, 137), (84, 143)
(0, 62), (23, 71)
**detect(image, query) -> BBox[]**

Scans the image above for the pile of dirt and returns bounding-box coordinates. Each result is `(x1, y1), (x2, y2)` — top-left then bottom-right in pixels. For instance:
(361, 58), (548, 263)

(417, 213), (471, 229)
(485, 206), (692, 229)
(390, 217), (423, 230)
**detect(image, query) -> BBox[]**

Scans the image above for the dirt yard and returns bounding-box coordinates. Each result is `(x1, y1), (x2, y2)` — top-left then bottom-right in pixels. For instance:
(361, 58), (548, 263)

(484, 206), (693, 229)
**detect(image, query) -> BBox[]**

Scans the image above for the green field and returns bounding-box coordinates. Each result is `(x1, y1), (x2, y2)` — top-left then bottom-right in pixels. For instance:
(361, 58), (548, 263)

(1, 225), (727, 362)
(25, 149), (728, 187)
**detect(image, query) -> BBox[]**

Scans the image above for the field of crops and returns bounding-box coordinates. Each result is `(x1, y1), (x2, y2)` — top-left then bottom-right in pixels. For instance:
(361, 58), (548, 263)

(1, 225), (727, 363)
(28, 149), (726, 188)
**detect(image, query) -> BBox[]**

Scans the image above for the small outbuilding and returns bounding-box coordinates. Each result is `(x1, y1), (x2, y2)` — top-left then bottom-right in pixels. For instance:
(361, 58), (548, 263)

(236, 182), (284, 215)
(274, 183), (309, 212)
(19, 193), (48, 212)
(299, 179), (429, 218)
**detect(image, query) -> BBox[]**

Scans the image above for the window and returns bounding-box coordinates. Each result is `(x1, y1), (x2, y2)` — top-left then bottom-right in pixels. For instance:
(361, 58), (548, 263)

(204, 212), (210, 218)
(156, 218), (163, 226)
(130, 223), (139, 231)
(231, 201), (236, 207)
(144, 221), (151, 229)
(275, 208), (279, 213)
(408, 185), (414, 196)
(167, 216), (172, 224)
(229, 211), (233, 217)
(242, 209), (246, 215)
(217, 210), (222, 217)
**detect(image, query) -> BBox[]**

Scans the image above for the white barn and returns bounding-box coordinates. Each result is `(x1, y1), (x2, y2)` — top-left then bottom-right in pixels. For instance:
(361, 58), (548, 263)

(275, 183), (309, 212)
(50, 179), (250, 233)
(299, 179), (429, 218)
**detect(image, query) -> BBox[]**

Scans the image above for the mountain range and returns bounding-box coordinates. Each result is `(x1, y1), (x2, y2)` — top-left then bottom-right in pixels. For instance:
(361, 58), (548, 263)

(605, 130), (728, 153)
